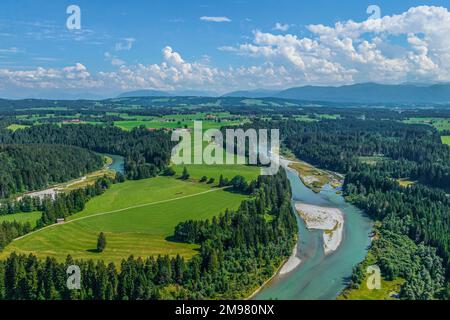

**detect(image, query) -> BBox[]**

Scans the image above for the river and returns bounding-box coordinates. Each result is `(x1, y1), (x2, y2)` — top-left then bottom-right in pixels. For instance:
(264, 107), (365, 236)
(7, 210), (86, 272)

(106, 154), (125, 174)
(253, 166), (373, 300)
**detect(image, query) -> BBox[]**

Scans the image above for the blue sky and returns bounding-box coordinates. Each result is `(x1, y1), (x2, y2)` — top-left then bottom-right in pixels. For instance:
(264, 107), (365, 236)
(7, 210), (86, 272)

(1, 0), (450, 98)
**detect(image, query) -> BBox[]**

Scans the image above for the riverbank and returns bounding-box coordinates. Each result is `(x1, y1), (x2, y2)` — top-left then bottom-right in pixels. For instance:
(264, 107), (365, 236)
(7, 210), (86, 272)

(15, 155), (118, 201)
(296, 203), (344, 254)
(279, 244), (301, 275)
(247, 241), (300, 300)
(288, 161), (343, 193)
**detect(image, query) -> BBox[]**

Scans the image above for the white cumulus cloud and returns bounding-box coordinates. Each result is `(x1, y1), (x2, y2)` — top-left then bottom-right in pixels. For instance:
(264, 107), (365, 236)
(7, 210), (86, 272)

(273, 23), (290, 32)
(223, 6), (450, 85)
(200, 16), (231, 23)
(115, 38), (136, 51)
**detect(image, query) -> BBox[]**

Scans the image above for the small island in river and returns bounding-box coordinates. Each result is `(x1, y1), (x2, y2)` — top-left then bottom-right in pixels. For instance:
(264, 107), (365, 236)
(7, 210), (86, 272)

(295, 203), (344, 254)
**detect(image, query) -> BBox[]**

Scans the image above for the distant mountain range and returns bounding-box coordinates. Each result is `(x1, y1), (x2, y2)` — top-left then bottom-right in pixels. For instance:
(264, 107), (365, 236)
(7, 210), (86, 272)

(117, 89), (218, 98)
(99, 83), (450, 104)
(273, 83), (450, 104)
(117, 90), (173, 98)
(222, 89), (280, 99)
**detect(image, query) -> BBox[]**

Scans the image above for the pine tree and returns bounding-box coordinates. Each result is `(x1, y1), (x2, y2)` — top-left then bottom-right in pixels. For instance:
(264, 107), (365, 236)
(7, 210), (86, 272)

(181, 167), (190, 180)
(97, 232), (107, 253)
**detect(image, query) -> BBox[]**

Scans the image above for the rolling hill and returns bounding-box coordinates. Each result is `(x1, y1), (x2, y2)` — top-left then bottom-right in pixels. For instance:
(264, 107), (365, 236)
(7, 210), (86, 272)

(275, 83), (450, 104)
(117, 89), (172, 98)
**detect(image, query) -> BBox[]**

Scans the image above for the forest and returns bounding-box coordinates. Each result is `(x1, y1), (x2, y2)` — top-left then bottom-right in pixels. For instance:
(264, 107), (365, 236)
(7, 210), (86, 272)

(0, 144), (103, 199)
(0, 124), (174, 181)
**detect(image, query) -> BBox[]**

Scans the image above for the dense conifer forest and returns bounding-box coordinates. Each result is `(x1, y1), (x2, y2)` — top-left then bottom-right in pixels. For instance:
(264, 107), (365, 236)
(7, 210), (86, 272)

(0, 124), (173, 180)
(0, 144), (103, 199)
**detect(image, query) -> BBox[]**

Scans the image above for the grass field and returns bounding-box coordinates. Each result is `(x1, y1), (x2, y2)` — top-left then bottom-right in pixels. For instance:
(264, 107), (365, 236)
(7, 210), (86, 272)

(0, 212), (41, 228)
(442, 136), (450, 146)
(288, 161), (342, 192)
(358, 156), (388, 166)
(113, 119), (243, 131)
(6, 124), (29, 131)
(171, 137), (261, 182)
(338, 277), (404, 300)
(338, 251), (404, 300)
(0, 177), (248, 264)
(404, 117), (450, 132)
(397, 179), (416, 188)
(293, 114), (340, 122)
(173, 163), (259, 182)
(12, 111), (248, 132)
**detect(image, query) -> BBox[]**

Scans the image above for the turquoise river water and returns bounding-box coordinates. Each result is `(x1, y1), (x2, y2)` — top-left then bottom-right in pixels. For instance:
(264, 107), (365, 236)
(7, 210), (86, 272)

(254, 167), (373, 300)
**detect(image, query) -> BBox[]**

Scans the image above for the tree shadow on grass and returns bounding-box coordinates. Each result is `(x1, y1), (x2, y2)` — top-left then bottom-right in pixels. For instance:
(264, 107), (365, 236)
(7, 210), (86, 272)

(86, 248), (101, 253)
(165, 235), (201, 252)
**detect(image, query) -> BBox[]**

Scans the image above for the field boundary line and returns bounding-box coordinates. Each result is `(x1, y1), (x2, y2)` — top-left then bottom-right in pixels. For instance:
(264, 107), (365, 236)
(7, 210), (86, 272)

(13, 187), (227, 241)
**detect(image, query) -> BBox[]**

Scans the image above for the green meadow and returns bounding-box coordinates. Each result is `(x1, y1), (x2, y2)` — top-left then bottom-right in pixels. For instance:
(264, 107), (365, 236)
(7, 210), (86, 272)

(442, 136), (450, 146)
(171, 137), (261, 182)
(338, 251), (404, 300)
(173, 163), (259, 182)
(0, 212), (42, 228)
(338, 277), (404, 300)
(1, 177), (248, 264)
(6, 124), (30, 131)
(114, 119), (243, 131)
(404, 117), (450, 132)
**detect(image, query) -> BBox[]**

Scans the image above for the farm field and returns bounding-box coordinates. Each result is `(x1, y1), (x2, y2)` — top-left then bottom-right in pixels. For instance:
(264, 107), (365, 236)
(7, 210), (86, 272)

(293, 114), (340, 122)
(173, 163), (259, 182)
(0, 212), (41, 228)
(358, 156), (388, 166)
(338, 251), (404, 300)
(0, 177), (248, 264)
(404, 117), (450, 132)
(113, 119), (243, 131)
(442, 136), (450, 146)
(338, 277), (404, 300)
(12, 112), (248, 132)
(6, 124), (29, 131)
(397, 179), (416, 188)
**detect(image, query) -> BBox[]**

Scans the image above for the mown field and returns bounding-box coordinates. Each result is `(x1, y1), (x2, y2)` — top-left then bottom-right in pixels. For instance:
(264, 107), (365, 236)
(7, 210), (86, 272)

(338, 277), (404, 300)
(404, 117), (450, 132)
(173, 163), (259, 182)
(338, 251), (404, 300)
(0, 176), (249, 264)
(113, 119), (242, 131)
(0, 212), (41, 228)
(6, 124), (29, 131)
(442, 136), (450, 146)
(12, 111), (247, 132)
